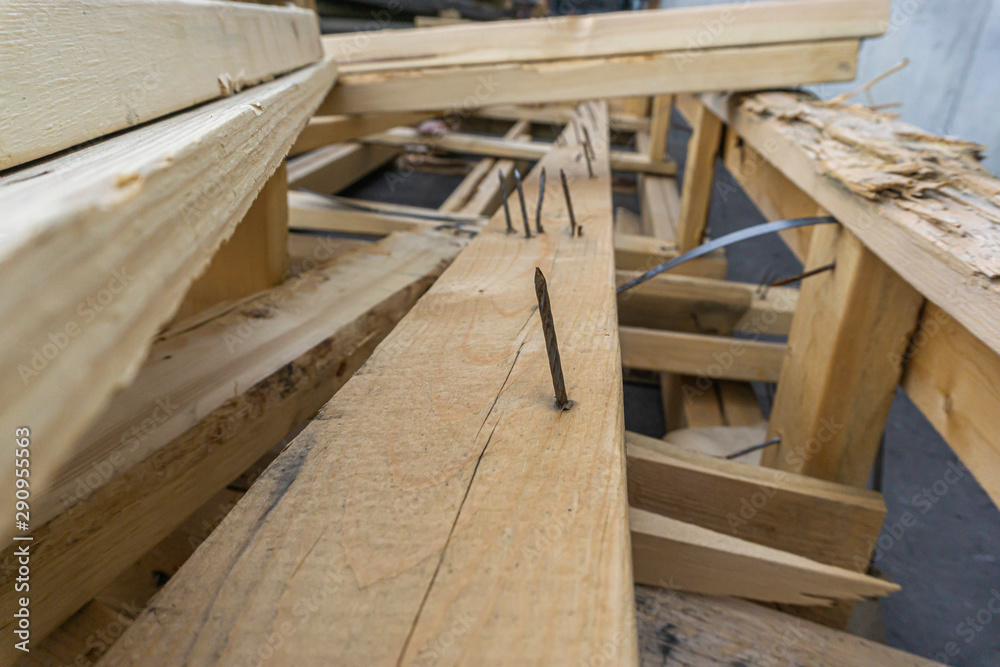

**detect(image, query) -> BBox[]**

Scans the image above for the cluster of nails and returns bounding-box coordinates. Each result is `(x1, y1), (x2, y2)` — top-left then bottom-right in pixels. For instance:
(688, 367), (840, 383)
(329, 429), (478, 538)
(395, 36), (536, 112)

(498, 168), (585, 239)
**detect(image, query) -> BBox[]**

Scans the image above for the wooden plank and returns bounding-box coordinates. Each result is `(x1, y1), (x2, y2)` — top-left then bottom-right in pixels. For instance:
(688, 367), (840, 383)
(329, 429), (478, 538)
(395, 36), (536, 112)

(439, 119), (530, 213)
(103, 103), (638, 666)
(617, 272), (796, 336)
(630, 508), (896, 605)
(0, 0), (322, 170)
(627, 432), (885, 571)
(620, 327), (786, 382)
(174, 163), (289, 321)
(902, 303), (1000, 508)
(477, 104), (650, 133)
(286, 141), (400, 193)
(613, 235), (727, 277)
(0, 230), (464, 658)
(635, 586), (942, 666)
(0, 58), (337, 535)
(677, 102), (724, 252)
(647, 95), (674, 163)
(363, 127), (676, 175)
(635, 132), (681, 240)
(762, 224), (923, 486)
(287, 190), (484, 236)
(290, 111), (436, 156)
(703, 90), (1000, 357)
(721, 127), (824, 259)
(322, 40), (860, 114)
(323, 0), (887, 72)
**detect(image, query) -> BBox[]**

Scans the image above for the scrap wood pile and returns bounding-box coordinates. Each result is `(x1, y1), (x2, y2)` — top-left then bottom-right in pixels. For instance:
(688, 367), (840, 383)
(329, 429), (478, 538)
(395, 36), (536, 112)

(1, 0), (997, 665)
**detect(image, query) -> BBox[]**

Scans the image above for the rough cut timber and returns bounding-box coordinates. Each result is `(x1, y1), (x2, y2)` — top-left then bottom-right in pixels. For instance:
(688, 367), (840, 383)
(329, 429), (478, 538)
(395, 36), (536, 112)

(630, 508), (897, 605)
(702, 91), (1000, 358)
(103, 103), (638, 665)
(0, 230), (464, 661)
(0, 57), (338, 536)
(289, 111), (436, 156)
(323, 0), (887, 72)
(0, 0), (323, 170)
(635, 586), (943, 666)
(322, 39), (860, 114)
(619, 327), (786, 382)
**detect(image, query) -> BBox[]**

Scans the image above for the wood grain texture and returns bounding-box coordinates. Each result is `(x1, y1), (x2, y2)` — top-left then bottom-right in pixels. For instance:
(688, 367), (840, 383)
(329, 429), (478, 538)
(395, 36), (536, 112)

(103, 102), (638, 666)
(703, 90), (1000, 357)
(626, 432), (885, 571)
(762, 225), (923, 486)
(635, 586), (942, 666)
(322, 40), (860, 114)
(620, 327), (785, 382)
(0, 0), (322, 169)
(630, 508), (897, 606)
(323, 0), (887, 72)
(0, 231), (465, 660)
(0, 58), (337, 536)
(677, 103), (724, 252)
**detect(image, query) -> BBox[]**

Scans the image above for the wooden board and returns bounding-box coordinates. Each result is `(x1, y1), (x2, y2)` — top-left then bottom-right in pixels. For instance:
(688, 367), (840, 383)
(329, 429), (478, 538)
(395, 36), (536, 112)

(703, 91), (1000, 357)
(287, 141), (400, 193)
(635, 586), (942, 666)
(323, 0), (887, 72)
(0, 231), (465, 658)
(620, 327), (785, 382)
(0, 0), (322, 170)
(103, 103), (638, 666)
(322, 40), (860, 115)
(0, 58), (338, 536)
(290, 112), (436, 156)
(630, 508), (896, 605)
(627, 432), (885, 571)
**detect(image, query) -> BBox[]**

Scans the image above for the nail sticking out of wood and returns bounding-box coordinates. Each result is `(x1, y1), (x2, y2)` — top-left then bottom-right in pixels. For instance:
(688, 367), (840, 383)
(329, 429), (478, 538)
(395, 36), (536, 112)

(499, 168), (514, 234)
(515, 169), (531, 239)
(770, 262), (836, 287)
(559, 168), (577, 237)
(535, 167), (546, 234)
(534, 267), (572, 411)
(725, 437), (781, 460)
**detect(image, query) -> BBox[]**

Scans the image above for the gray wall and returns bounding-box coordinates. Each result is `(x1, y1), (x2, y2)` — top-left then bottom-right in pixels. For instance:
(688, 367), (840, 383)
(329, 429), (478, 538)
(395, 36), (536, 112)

(658, 0), (1000, 175)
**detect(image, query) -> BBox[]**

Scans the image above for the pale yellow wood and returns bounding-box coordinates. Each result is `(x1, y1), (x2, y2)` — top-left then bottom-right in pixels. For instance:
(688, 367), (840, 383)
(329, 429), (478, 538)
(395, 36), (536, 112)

(617, 272), (796, 336)
(635, 586), (943, 666)
(677, 102), (724, 252)
(363, 126), (676, 175)
(703, 90), (1000, 357)
(322, 40), (860, 115)
(175, 163), (289, 321)
(0, 231), (465, 658)
(627, 432), (885, 571)
(630, 508), (897, 605)
(287, 190), (484, 236)
(0, 59), (338, 536)
(286, 141), (400, 193)
(647, 95), (674, 162)
(439, 119), (530, 213)
(290, 111), (436, 156)
(613, 236), (728, 277)
(902, 303), (1000, 509)
(0, 0), (323, 170)
(323, 1), (886, 72)
(620, 327), (786, 382)
(102, 103), (638, 666)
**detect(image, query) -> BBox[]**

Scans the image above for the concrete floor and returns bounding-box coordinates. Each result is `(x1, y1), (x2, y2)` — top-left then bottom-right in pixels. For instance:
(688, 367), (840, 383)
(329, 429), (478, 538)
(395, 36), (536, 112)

(343, 115), (1000, 665)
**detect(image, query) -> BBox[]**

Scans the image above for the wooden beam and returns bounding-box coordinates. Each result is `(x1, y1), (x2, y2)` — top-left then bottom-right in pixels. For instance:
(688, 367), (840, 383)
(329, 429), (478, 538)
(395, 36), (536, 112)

(626, 432), (885, 571)
(613, 234), (727, 277)
(0, 58), (338, 534)
(102, 103), (638, 665)
(647, 95), (674, 163)
(703, 90), (1000, 357)
(362, 127), (676, 175)
(0, 230), (464, 659)
(323, 0), (887, 72)
(617, 272), (796, 336)
(677, 102), (724, 252)
(635, 586), (942, 666)
(762, 225), (923, 486)
(620, 327), (785, 382)
(477, 104), (650, 133)
(630, 508), (897, 605)
(322, 39), (860, 115)
(174, 163), (289, 321)
(286, 141), (400, 193)
(0, 230), (464, 657)
(902, 303), (1000, 509)
(289, 111), (437, 156)
(0, 0), (322, 170)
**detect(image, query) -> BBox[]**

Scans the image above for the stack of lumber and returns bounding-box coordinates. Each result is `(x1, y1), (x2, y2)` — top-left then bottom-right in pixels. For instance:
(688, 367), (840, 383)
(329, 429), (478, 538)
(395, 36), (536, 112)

(6, 0), (995, 664)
